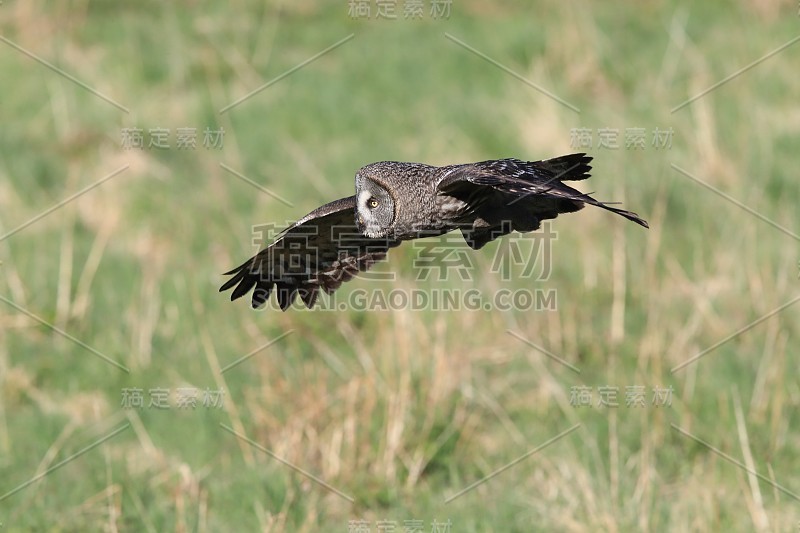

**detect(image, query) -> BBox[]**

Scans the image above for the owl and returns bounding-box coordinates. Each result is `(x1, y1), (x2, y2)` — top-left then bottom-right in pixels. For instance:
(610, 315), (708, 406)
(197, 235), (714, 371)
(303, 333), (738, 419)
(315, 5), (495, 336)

(220, 153), (648, 310)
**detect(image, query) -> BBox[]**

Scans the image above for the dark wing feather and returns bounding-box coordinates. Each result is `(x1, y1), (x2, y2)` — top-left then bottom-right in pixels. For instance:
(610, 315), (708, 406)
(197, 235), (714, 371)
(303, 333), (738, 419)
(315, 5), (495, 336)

(220, 196), (401, 310)
(438, 153), (648, 249)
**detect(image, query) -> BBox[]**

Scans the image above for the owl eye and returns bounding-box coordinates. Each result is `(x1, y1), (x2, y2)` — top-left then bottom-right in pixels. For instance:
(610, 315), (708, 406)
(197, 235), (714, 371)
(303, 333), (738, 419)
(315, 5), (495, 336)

(367, 197), (380, 209)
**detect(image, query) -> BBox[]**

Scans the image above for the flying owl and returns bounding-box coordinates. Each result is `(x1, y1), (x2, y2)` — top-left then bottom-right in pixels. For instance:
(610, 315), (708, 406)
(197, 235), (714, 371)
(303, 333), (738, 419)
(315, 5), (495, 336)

(220, 153), (648, 310)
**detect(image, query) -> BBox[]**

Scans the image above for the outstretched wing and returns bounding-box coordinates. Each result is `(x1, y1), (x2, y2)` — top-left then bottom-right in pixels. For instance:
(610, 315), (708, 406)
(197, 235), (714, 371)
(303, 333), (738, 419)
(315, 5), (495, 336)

(220, 196), (401, 310)
(438, 153), (648, 249)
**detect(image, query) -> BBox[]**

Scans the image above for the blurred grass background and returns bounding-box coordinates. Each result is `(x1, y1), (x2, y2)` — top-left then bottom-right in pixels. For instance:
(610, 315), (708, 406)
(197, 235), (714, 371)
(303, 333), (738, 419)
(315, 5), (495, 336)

(1, 0), (799, 530)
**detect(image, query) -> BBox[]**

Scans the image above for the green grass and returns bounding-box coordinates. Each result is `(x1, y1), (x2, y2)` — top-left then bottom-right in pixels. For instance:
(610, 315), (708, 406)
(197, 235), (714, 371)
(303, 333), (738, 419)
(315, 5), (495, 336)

(1, 0), (799, 530)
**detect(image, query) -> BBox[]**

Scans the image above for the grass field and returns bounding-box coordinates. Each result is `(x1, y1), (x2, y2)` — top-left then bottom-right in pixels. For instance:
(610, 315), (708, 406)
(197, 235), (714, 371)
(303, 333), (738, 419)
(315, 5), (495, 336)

(1, 0), (799, 530)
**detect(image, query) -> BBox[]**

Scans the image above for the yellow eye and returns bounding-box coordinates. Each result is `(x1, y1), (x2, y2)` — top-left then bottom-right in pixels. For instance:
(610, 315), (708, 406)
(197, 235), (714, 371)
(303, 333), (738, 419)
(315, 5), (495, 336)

(367, 197), (379, 209)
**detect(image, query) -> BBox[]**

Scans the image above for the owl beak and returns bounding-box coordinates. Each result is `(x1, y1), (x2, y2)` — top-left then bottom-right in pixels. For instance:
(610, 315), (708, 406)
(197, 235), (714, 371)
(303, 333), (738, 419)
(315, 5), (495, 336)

(357, 214), (364, 227)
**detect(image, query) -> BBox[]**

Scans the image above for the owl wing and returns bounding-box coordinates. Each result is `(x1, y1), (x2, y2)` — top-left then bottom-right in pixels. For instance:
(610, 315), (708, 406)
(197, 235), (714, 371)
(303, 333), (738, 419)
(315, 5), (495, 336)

(437, 153), (648, 249)
(220, 196), (402, 310)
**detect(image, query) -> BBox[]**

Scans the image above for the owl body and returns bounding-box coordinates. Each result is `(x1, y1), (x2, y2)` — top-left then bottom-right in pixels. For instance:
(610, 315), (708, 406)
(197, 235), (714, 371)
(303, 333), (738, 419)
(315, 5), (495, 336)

(221, 153), (649, 310)
(355, 161), (450, 240)
(355, 159), (559, 246)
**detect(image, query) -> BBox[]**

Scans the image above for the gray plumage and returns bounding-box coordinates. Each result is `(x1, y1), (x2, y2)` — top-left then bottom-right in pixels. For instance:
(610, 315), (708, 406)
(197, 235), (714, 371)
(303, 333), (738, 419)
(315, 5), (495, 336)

(220, 153), (648, 310)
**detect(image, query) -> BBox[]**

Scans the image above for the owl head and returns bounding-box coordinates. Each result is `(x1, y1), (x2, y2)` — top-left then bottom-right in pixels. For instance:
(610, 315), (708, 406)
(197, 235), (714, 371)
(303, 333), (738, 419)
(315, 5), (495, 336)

(355, 164), (397, 238)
